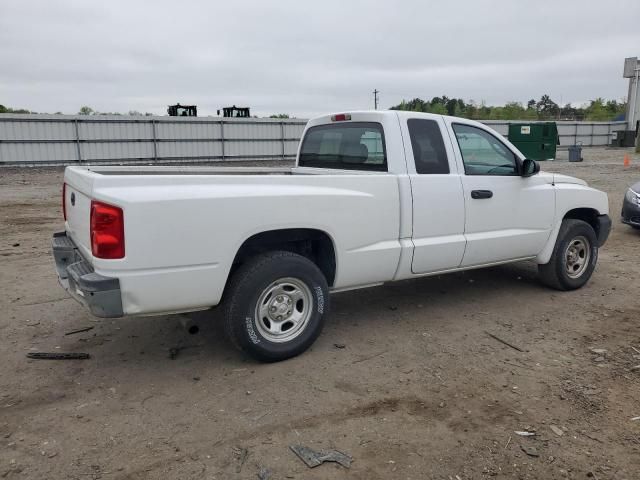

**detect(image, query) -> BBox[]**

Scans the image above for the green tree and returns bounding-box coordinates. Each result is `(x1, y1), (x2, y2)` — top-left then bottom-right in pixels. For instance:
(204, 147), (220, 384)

(78, 106), (94, 115)
(428, 103), (447, 115)
(453, 101), (466, 117)
(269, 114), (290, 118)
(584, 98), (610, 121)
(397, 98), (428, 112)
(501, 102), (527, 120)
(465, 100), (478, 119)
(536, 95), (559, 119)
(477, 101), (492, 119)
(604, 99), (626, 119)
(0, 104), (31, 114)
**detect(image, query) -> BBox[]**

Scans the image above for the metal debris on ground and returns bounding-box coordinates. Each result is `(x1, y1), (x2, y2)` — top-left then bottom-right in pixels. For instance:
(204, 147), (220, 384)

(168, 344), (203, 360)
(257, 467), (272, 480)
(64, 326), (95, 336)
(550, 425), (564, 436)
(233, 446), (249, 473)
(26, 352), (90, 360)
(289, 444), (352, 468)
(253, 411), (270, 421)
(520, 444), (540, 457)
(514, 431), (536, 437)
(631, 416), (640, 421)
(351, 350), (388, 364)
(485, 331), (525, 352)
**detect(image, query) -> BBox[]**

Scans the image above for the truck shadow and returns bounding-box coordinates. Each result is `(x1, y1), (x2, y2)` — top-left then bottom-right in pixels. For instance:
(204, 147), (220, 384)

(57, 259), (545, 365)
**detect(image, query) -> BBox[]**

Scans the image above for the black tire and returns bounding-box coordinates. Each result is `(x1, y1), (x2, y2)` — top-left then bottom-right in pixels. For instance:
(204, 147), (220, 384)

(223, 251), (329, 362)
(538, 219), (598, 291)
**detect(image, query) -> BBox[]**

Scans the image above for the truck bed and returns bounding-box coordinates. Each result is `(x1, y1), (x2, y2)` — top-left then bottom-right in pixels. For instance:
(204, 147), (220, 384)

(83, 166), (294, 176)
(62, 164), (403, 316)
(80, 165), (386, 176)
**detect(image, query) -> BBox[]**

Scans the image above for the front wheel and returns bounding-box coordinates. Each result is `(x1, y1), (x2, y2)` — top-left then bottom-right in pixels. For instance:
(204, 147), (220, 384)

(538, 219), (598, 290)
(223, 251), (329, 362)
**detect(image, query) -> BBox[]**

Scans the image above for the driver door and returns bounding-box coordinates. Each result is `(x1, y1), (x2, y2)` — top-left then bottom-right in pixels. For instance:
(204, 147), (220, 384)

(446, 121), (555, 267)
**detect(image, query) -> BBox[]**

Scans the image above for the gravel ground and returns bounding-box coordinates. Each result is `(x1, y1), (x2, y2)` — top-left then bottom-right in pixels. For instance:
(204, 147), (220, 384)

(1, 149), (640, 479)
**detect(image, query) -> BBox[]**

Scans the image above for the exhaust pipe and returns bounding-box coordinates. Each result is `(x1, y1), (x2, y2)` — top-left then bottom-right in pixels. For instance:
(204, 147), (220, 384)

(178, 315), (200, 335)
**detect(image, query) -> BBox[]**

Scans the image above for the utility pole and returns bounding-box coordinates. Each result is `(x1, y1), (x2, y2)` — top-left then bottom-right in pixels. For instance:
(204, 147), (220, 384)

(373, 89), (379, 110)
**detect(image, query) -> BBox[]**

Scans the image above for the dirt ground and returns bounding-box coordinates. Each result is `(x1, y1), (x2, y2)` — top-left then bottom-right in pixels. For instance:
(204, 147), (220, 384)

(1, 149), (640, 480)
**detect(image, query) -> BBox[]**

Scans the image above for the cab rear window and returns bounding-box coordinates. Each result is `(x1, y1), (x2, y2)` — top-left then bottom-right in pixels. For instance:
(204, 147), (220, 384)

(298, 122), (387, 171)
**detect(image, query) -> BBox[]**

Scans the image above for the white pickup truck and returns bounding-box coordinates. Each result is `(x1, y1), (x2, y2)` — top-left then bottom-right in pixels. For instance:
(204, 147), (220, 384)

(53, 111), (611, 361)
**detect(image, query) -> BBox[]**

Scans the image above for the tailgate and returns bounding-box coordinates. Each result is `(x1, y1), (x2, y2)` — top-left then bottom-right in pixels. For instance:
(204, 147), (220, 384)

(63, 167), (95, 262)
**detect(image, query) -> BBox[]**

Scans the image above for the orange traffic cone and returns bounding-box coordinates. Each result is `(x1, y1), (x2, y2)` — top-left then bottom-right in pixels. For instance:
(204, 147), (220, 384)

(624, 153), (631, 167)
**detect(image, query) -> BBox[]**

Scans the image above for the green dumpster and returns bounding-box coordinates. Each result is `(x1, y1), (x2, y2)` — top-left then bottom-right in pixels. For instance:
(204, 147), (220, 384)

(507, 122), (558, 161)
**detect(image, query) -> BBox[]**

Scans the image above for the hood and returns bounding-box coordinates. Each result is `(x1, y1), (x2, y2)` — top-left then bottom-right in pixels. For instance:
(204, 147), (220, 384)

(551, 173), (588, 186)
(630, 180), (640, 193)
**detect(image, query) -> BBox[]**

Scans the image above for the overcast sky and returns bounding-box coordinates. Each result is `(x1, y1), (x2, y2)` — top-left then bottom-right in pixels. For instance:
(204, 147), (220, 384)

(1, 0), (639, 118)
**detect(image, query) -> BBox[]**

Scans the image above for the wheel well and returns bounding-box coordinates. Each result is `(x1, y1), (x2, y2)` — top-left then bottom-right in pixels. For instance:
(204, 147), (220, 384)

(563, 208), (600, 236)
(230, 229), (336, 286)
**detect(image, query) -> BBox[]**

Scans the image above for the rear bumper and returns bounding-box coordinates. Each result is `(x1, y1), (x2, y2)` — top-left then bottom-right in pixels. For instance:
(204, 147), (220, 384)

(596, 214), (612, 247)
(52, 232), (123, 318)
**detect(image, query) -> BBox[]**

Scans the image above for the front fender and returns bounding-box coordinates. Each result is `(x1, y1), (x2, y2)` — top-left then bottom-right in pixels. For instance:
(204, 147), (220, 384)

(535, 184), (609, 264)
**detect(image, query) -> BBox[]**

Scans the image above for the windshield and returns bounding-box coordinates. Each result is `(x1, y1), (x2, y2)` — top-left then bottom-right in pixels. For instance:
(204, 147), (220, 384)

(298, 122), (387, 171)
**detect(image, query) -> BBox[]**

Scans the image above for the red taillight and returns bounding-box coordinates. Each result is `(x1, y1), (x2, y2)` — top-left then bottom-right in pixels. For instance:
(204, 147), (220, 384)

(62, 183), (67, 221)
(90, 201), (125, 259)
(331, 113), (351, 122)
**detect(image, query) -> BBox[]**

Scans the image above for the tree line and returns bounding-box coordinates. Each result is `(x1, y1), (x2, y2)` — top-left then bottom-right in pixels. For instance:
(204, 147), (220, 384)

(2, 97), (627, 121)
(0, 104), (148, 115)
(1, 104), (293, 118)
(389, 95), (627, 121)
(0, 104), (32, 114)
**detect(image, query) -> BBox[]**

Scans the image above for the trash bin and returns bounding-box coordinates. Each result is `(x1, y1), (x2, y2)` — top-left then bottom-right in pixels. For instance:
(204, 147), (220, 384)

(508, 122), (559, 161)
(568, 145), (583, 162)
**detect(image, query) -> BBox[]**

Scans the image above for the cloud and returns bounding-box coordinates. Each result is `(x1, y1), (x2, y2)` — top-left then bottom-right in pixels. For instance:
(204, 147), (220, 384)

(1, 0), (638, 117)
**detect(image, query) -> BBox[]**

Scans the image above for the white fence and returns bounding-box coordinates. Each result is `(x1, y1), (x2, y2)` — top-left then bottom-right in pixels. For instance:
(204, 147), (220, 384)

(0, 114), (628, 166)
(0, 114), (307, 166)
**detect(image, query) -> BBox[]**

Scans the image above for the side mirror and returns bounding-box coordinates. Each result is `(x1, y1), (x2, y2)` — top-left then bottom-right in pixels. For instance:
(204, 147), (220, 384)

(521, 158), (540, 177)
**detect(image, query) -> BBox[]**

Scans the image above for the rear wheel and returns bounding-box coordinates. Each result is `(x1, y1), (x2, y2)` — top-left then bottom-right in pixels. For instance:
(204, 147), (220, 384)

(538, 219), (598, 290)
(223, 251), (329, 362)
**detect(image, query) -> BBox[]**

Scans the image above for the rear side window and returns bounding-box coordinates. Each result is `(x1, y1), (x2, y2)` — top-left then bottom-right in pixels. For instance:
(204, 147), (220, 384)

(407, 119), (449, 174)
(299, 122), (387, 171)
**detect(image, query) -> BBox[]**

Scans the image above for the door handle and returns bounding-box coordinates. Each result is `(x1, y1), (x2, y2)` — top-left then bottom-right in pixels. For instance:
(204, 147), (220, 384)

(471, 190), (493, 199)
